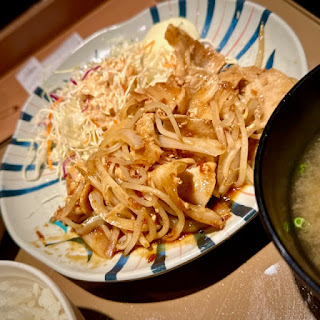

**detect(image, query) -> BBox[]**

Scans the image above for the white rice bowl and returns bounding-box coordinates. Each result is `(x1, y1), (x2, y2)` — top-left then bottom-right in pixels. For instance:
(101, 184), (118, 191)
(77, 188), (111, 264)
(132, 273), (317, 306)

(0, 261), (81, 320)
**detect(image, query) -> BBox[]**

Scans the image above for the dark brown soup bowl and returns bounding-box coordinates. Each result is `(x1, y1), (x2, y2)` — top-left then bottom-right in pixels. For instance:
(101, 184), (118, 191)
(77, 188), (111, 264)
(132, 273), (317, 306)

(254, 64), (320, 298)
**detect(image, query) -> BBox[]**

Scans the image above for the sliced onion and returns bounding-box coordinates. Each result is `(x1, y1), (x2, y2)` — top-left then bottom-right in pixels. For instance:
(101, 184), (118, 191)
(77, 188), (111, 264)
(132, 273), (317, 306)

(159, 135), (225, 157)
(49, 93), (60, 101)
(81, 65), (100, 81)
(101, 128), (144, 150)
(70, 78), (78, 85)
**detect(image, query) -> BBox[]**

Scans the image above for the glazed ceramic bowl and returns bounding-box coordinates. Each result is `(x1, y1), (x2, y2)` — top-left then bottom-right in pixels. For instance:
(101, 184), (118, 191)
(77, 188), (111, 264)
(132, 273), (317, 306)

(255, 65), (320, 297)
(0, 260), (84, 319)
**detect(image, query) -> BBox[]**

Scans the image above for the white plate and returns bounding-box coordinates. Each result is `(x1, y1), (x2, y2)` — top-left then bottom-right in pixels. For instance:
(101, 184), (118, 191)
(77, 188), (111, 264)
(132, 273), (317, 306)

(0, 0), (308, 282)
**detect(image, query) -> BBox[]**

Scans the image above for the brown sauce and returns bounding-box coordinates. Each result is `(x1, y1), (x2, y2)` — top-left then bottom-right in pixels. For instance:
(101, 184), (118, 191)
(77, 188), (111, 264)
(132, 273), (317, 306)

(147, 253), (156, 263)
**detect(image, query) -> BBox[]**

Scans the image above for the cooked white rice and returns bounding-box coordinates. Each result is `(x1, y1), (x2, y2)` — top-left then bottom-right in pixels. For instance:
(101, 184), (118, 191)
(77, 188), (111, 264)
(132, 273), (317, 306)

(0, 277), (67, 320)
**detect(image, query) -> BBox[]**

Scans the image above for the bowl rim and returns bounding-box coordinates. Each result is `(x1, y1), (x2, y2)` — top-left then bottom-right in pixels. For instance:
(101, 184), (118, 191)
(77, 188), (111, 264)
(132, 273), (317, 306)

(254, 64), (320, 296)
(0, 260), (77, 319)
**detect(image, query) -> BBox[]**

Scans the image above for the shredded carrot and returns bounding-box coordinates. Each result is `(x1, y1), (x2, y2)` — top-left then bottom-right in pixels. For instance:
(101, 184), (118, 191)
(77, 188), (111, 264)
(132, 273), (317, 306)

(162, 63), (174, 68)
(47, 140), (53, 170)
(47, 97), (63, 170)
(90, 118), (101, 127)
(51, 97), (64, 109)
(119, 56), (126, 71)
(163, 55), (176, 68)
(140, 40), (155, 54)
(83, 137), (94, 145)
(121, 82), (127, 92)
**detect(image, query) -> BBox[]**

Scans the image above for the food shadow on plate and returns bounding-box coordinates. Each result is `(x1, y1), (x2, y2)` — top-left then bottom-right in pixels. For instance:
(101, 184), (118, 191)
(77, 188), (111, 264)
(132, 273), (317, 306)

(72, 215), (270, 303)
(78, 307), (114, 320)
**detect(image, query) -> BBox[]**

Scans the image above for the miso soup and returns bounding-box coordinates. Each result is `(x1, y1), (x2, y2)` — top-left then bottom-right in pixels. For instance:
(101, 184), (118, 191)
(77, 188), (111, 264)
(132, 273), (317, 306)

(291, 134), (320, 270)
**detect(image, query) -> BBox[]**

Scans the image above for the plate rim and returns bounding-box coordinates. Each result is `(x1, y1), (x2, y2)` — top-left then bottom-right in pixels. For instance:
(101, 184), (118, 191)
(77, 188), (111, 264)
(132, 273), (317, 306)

(0, 0), (308, 282)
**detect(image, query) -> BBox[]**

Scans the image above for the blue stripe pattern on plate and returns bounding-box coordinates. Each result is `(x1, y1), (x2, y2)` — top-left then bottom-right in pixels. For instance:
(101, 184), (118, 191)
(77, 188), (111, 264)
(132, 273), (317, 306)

(194, 230), (215, 252)
(179, 0), (186, 17)
(231, 201), (257, 221)
(0, 163), (35, 172)
(46, 237), (93, 262)
(217, 0), (244, 52)
(34, 87), (50, 102)
(200, 0), (215, 38)
(52, 220), (68, 232)
(0, 178), (59, 198)
(20, 111), (33, 122)
(105, 254), (130, 281)
(151, 243), (166, 274)
(235, 9), (271, 60)
(150, 6), (160, 24)
(265, 49), (275, 69)
(10, 138), (36, 148)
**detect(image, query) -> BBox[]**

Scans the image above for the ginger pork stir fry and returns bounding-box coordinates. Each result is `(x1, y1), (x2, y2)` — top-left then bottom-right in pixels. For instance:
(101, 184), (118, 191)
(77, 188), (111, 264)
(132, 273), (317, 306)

(53, 25), (295, 259)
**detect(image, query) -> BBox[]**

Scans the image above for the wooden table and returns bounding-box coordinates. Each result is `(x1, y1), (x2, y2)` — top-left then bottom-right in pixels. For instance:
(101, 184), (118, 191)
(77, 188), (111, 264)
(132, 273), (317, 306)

(1, 0), (320, 319)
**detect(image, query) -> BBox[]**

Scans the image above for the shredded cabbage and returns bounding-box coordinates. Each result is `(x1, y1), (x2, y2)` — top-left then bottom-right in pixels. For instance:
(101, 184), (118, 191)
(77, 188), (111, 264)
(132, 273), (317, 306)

(29, 38), (176, 180)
